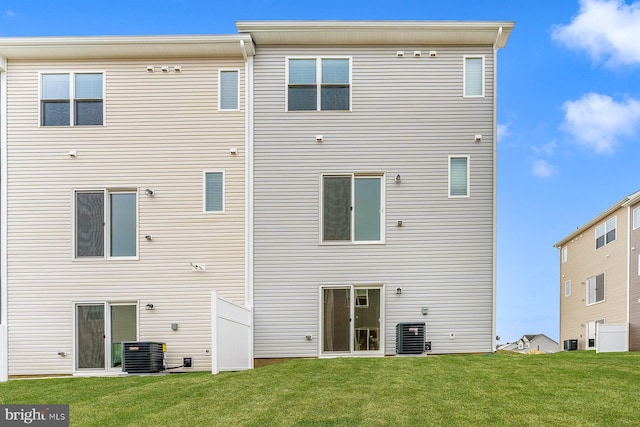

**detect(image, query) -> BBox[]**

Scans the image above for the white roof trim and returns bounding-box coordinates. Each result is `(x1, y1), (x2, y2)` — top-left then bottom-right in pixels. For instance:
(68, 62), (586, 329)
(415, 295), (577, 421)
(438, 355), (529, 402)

(237, 20), (514, 48)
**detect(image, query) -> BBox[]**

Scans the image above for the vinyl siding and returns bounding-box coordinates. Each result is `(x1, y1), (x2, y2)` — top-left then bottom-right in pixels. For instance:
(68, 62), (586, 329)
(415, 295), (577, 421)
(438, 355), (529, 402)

(6, 58), (246, 375)
(253, 45), (496, 357)
(559, 208), (628, 350)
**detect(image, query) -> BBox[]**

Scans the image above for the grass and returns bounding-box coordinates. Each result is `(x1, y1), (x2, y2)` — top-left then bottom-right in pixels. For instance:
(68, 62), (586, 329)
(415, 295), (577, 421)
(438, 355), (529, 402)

(1, 351), (639, 426)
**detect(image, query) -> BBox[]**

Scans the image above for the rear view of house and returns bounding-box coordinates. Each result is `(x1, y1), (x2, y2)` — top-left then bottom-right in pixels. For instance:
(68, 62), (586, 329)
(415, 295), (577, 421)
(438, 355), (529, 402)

(0, 35), (253, 377)
(556, 191), (640, 351)
(239, 21), (513, 359)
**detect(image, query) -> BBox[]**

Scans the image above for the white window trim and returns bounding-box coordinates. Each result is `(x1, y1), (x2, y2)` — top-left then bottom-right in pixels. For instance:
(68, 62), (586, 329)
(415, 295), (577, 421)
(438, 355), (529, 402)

(72, 188), (139, 261)
(463, 55), (485, 98)
(586, 272), (605, 306)
(561, 246), (567, 263)
(203, 170), (225, 214)
(564, 280), (571, 297)
(595, 216), (617, 249)
(448, 155), (470, 198)
(218, 69), (240, 112)
(319, 173), (385, 245)
(39, 71), (106, 127)
(633, 206), (640, 230)
(285, 56), (352, 112)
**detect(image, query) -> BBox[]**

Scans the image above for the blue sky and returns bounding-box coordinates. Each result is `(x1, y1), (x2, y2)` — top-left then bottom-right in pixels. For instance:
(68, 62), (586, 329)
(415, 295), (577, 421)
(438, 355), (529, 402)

(2, 0), (639, 343)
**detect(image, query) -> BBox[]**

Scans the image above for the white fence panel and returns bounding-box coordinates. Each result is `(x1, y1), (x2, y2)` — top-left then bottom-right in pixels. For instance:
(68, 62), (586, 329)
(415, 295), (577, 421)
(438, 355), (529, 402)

(211, 291), (253, 374)
(596, 323), (628, 353)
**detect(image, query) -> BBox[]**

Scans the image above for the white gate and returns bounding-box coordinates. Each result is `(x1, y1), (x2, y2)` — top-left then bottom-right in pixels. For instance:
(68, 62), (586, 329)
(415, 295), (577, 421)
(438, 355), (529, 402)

(211, 291), (253, 374)
(596, 323), (628, 353)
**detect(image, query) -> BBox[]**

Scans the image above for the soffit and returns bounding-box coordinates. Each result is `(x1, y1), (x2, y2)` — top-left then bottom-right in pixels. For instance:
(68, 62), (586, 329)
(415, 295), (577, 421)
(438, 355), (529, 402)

(236, 21), (514, 48)
(0, 34), (254, 60)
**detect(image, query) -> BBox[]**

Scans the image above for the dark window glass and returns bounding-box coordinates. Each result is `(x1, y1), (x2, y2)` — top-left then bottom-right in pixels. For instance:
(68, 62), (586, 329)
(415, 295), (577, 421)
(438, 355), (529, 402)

(288, 86), (317, 111)
(76, 101), (103, 125)
(323, 176), (351, 241)
(76, 192), (104, 257)
(42, 101), (70, 126)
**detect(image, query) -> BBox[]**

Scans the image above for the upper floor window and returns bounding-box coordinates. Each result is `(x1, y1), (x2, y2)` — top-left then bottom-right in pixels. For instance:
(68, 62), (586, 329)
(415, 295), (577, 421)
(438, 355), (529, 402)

(633, 207), (640, 230)
(75, 190), (137, 259)
(463, 56), (484, 97)
(41, 72), (104, 126)
(565, 280), (571, 297)
(219, 70), (239, 111)
(595, 217), (616, 249)
(204, 171), (224, 213)
(288, 58), (350, 111)
(562, 246), (568, 263)
(449, 156), (469, 197)
(587, 273), (605, 305)
(321, 174), (383, 243)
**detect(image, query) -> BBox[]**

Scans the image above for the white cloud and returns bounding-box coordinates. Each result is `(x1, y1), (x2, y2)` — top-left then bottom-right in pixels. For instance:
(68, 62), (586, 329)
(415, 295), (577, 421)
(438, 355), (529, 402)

(562, 92), (640, 153)
(552, 0), (640, 67)
(5, 10), (15, 17)
(533, 139), (557, 156)
(497, 123), (510, 142)
(532, 160), (558, 178)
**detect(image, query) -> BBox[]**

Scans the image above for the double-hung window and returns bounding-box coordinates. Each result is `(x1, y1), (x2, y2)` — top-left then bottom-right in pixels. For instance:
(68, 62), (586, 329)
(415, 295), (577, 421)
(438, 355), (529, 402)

(322, 174), (383, 243)
(288, 58), (350, 111)
(41, 72), (104, 126)
(449, 156), (469, 197)
(219, 70), (239, 111)
(595, 217), (616, 249)
(561, 246), (568, 263)
(204, 171), (224, 213)
(463, 56), (484, 97)
(75, 190), (137, 259)
(587, 273), (605, 305)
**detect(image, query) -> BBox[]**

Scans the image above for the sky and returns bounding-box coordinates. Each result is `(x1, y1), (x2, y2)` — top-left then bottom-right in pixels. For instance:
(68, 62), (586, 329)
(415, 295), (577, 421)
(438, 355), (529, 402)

(2, 0), (639, 344)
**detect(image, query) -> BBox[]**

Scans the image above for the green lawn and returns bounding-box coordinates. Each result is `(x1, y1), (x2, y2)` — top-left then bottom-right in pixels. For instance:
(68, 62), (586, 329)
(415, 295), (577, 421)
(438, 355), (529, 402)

(1, 351), (639, 426)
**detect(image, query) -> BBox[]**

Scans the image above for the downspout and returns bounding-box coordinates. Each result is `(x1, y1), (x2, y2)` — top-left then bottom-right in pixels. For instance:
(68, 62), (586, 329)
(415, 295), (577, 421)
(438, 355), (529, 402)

(240, 39), (255, 368)
(491, 27), (502, 352)
(1, 56), (8, 381)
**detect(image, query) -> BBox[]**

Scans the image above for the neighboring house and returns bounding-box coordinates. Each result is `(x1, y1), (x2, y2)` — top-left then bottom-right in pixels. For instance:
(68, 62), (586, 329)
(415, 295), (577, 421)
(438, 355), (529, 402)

(238, 21), (513, 359)
(0, 20), (515, 380)
(0, 35), (254, 378)
(555, 191), (640, 351)
(498, 334), (558, 354)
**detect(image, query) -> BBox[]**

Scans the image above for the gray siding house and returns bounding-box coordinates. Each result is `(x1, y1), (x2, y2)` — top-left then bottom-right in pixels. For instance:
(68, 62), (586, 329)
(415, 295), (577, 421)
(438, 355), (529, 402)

(238, 21), (514, 358)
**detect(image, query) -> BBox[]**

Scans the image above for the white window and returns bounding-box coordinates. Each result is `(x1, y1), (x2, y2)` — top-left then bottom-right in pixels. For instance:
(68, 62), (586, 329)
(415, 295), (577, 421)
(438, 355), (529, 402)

(204, 171), (224, 213)
(75, 190), (137, 259)
(219, 70), (239, 111)
(587, 273), (605, 305)
(633, 207), (640, 230)
(41, 72), (104, 126)
(287, 58), (351, 111)
(321, 174), (384, 243)
(565, 280), (571, 297)
(449, 156), (469, 197)
(561, 246), (568, 263)
(464, 56), (484, 97)
(595, 217), (616, 249)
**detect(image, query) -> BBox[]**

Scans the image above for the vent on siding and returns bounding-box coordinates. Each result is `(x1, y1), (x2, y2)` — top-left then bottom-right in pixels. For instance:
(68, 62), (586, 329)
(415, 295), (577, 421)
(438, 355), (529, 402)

(396, 323), (426, 354)
(122, 342), (165, 373)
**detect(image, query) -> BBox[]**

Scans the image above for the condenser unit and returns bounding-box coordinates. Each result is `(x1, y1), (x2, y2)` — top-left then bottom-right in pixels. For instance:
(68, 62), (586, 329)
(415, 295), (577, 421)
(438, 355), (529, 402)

(396, 322), (426, 354)
(563, 339), (578, 351)
(122, 341), (165, 373)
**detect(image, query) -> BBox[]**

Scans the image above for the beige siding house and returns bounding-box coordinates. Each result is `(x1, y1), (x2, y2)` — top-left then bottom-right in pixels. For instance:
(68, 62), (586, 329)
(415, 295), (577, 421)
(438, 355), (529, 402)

(238, 21), (513, 358)
(556, 190), (640, 351)
(0, 35), (253, 377)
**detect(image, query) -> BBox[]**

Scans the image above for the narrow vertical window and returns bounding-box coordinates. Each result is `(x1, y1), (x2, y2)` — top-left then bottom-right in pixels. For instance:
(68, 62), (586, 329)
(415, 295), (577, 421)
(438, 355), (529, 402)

(322, 176), (351, 241)
(449, 156), (469, 197)
(562, 246), (568, 263)
(204, 172), (224, 212)
(219, 70), (239, 111)
(41, 74), (70, 126)
(76, 192), (105, 257)
(464, 57), (484, 97)
(110, 193), (137, 257)
(587, 273), (605, 304)
(288, 59), (317, 111)
(565, 280), (571, 297)
(633, 207), (640, 230)
(75, 73), (103, 125)
(354, 177), (381, 241)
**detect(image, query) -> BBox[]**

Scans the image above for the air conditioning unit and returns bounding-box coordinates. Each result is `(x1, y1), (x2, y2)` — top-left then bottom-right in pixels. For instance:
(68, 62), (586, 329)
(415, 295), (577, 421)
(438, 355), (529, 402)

(396, 322), (426, 354)
(563, 339), (578, 351)
(122, 342), (165, 373)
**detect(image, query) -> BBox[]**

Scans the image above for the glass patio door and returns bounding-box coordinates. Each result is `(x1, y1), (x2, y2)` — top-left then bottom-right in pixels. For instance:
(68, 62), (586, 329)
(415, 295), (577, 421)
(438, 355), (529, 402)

(75, 303), (137, 371)
(322, 286), (382, 354)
